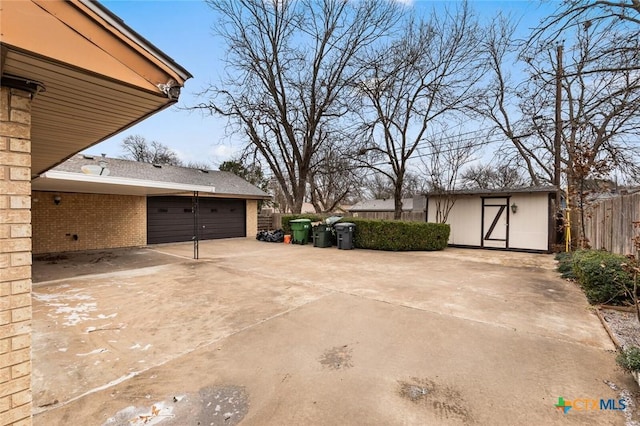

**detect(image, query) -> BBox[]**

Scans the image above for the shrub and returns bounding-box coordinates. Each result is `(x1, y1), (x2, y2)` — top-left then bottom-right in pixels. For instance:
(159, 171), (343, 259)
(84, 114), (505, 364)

(343, 218), (450, 251)
(617, 347), (640, 372)
(280, 214), (324, 234)
(572, 250), (632, 305)
(555, 251), (575, 279)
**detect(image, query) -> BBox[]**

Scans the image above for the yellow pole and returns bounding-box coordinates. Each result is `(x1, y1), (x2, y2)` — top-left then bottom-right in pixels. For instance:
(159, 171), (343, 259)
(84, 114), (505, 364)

(565, 208), (571, 252)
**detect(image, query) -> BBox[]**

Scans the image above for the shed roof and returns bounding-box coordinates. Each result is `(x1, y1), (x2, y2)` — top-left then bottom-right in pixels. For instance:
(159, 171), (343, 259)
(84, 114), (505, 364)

(32, 154), (271, 199)
(424, 186), (559, 197)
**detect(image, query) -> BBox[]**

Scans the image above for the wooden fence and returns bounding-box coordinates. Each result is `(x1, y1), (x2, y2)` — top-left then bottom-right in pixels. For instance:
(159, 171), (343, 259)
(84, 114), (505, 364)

(257, 213), (273, 231)
(583, 192), (640, 255)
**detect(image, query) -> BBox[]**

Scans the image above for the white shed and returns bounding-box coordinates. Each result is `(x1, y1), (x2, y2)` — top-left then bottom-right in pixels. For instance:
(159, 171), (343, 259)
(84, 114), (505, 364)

(426, 187), (559, 252)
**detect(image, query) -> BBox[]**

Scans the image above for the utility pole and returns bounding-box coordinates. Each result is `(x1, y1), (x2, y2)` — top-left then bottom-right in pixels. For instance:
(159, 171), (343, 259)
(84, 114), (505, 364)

(553, 44), (564, 246)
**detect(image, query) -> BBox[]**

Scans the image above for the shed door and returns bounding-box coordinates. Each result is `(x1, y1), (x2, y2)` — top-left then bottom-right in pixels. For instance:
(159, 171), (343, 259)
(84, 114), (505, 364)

(147, 196), (245, 244)
(481, 197), (509, 248)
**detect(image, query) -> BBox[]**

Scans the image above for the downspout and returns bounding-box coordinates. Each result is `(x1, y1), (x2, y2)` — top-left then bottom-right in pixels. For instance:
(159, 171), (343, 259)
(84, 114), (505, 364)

(193, 191), (199, 260)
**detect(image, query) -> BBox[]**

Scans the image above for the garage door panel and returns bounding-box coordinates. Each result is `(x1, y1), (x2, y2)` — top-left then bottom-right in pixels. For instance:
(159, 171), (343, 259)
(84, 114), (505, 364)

(147, 197), (246, 244)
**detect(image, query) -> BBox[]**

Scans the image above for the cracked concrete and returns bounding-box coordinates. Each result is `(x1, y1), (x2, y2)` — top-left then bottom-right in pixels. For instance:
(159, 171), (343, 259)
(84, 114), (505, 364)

(32, 239), (637, 425)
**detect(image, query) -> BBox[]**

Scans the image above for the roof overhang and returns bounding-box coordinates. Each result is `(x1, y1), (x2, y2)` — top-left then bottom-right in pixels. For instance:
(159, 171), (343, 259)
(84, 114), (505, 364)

(0, 0), (192, 177)
(33, 170), (216, 197)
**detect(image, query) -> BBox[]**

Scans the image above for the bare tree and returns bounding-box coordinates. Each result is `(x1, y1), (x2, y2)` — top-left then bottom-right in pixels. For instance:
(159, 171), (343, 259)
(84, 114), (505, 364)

(476, 12), (640, 247)
(308, 143), (363, 213)
(470, 14), (554, 186)
(531, 0), (640, 48)
(184, 160), (213, 170)
(198, 0), (403, 213)
(353, 2), (485, 219)
(120, 135), (183, 166)
(421, 134), (478, 223)
(461, 163), (527, 190)
(362, 173), (394, 200)
(361, 171), (424, 201)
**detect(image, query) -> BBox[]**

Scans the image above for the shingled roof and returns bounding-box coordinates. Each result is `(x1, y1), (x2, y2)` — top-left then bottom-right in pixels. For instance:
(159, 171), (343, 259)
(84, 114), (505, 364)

(349, 198), (414, 212)
(34, 154), (270, 199)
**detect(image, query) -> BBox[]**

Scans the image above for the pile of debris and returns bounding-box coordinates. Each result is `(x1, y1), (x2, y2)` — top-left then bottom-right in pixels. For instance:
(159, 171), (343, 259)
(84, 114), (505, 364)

(256, 229), (285, 243)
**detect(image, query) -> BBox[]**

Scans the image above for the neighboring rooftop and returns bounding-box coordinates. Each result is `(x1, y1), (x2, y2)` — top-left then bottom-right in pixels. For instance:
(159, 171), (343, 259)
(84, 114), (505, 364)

(32, 154), (270, 199)
(349, 198), (414, 212)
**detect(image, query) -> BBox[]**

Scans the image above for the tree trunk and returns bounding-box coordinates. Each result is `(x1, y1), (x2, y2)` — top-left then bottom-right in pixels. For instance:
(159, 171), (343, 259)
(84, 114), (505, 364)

(393, 183), (403, 220)
(290, 178), (307, 214)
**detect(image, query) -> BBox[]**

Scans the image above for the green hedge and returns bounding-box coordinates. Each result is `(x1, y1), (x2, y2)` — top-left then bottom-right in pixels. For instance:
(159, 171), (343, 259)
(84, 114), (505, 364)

(280, 216), (450, 251)
(555, 251), (576, 279)
(571, 250), (632, 305)
(345, 218), (449, 251)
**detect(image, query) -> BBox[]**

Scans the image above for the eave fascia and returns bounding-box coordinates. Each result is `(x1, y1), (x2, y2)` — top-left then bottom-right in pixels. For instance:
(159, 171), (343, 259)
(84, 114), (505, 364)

(39, 170), (216, 194)
(78, 0), (192, 83)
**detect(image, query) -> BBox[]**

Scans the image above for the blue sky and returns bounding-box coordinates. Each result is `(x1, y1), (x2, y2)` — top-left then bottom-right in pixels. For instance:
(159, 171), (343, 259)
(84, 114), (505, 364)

(90, 0), (554, 167)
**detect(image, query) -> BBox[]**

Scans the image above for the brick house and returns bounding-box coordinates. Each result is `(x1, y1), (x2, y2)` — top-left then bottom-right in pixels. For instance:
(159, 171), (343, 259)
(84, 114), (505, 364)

(31, 155), (270, 254)
(1, 1), (191, 424)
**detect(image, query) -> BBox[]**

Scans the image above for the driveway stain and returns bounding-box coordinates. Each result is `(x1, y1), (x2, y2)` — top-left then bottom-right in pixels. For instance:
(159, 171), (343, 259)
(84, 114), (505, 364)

(398, 377), (474, 424)
(187, 385), (249, 426)
(319, 344), (353, 370)
(103, 385), (249, 426)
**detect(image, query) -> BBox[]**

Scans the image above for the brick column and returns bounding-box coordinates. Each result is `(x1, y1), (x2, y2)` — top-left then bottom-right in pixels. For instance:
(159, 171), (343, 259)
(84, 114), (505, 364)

(0, 86), (33, 426)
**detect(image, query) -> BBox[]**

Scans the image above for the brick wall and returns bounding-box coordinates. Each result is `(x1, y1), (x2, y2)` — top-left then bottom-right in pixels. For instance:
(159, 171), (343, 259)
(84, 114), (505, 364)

(246, 200), (258, 238)
(0, 87), (33, 425)
(32, 192), (146, 254)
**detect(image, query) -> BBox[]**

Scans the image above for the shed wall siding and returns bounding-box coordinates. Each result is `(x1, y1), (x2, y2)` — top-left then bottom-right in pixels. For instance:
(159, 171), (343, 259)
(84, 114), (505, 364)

(0, 87), (33, 426)
(428, 196), (482, 246)
(428, 192), (549, 251)
(32, 191), (146, 254)
(508, 193), (549, 251)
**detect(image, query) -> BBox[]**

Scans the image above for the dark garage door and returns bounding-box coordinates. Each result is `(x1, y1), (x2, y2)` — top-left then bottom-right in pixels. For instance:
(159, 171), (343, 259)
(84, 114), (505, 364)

(147, 196), (246, 244)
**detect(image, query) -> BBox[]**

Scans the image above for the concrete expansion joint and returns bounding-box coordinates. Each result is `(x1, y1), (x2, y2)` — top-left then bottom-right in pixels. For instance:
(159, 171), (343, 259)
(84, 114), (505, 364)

(146, 247), (200, 261)
(300, 291), (613, 352)
(35, 292), (332, 415)
(389, 300), (612, 351)
(32, 263), (181, 287)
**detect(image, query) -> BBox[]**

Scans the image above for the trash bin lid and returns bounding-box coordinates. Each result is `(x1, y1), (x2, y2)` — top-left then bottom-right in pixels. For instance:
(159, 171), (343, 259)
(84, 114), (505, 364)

(325, 216), (343, 226)
(289, 219), (312, 223)
(334, 222), (355, 228)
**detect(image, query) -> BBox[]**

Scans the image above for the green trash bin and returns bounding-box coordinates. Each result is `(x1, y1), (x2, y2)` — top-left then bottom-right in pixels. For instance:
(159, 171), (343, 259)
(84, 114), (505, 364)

(289, 219), (312, 244)
(312, 224), (332, 248)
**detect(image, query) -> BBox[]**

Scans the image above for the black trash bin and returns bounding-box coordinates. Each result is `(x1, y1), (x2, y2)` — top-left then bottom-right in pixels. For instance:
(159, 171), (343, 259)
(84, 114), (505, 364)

(334, 222), (356, 250)
(312, 224), (332, 248)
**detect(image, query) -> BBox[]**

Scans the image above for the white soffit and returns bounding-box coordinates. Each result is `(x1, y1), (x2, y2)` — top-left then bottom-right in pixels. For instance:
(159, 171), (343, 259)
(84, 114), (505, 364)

(33, 171), (216, 196)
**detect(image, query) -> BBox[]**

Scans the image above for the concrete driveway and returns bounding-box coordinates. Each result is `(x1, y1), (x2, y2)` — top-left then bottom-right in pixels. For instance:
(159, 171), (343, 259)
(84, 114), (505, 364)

(31, 239), (637, 425)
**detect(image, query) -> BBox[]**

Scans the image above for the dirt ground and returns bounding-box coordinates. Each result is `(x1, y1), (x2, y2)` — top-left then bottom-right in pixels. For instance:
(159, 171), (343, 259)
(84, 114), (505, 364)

(31, 240), (639, 425)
